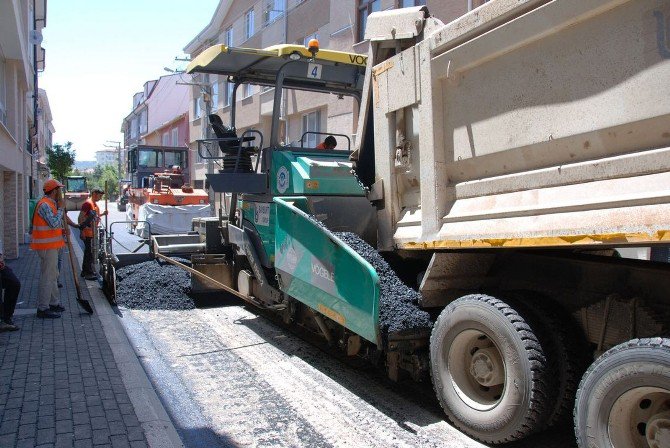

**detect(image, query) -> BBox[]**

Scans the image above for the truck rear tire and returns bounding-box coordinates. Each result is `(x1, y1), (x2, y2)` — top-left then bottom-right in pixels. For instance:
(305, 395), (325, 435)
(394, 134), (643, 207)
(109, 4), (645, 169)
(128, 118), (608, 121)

(574, 338), (670, 448)
(512, 293), (590, 429)
(429, 294), (552, 444)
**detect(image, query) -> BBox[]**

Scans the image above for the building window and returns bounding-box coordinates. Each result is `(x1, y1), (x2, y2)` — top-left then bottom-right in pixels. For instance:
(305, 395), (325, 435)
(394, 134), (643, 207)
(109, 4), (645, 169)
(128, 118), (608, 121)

(243, 83), (256, 99)
(225, 82), (234, 106)
(264, 0), (284, 24)
(224, 27), (233, 46)
(245, 9), (255, 40)
(401, 0), (425, 6)
(131, 117), (139, 139)
(193, 95), (202, 119)
(139, 109), (148, 135)
(358, 0), (381, 42)
(0, 55), (5, 126)
(211, 81), (219, 112)
(171, 128), (179, 146)
(302, 109), (321, 148)
(161, 132), (170, 146)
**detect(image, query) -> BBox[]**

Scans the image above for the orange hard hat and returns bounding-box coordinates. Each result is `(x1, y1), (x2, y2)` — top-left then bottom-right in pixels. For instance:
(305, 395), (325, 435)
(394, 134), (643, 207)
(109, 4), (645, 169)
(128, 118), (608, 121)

(43, 179), (64, 193)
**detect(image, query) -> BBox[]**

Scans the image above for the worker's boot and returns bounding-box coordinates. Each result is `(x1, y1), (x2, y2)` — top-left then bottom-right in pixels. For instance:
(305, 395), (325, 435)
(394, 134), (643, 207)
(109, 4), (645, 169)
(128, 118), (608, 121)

(36, 309), (61, 319)
(0, 320), (19, 331)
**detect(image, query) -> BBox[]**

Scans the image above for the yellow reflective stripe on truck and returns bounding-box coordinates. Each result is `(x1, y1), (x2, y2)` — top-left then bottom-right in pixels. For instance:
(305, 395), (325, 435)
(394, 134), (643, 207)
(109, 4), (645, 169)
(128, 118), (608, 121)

(398, 230), (670, 250)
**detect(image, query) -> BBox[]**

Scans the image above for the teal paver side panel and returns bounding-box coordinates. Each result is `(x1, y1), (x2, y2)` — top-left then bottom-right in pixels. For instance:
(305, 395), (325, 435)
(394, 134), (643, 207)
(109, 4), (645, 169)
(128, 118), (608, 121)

(241, 200), (276, 261)
(270, 151), (365, 196)
(273, 197), (380, 345)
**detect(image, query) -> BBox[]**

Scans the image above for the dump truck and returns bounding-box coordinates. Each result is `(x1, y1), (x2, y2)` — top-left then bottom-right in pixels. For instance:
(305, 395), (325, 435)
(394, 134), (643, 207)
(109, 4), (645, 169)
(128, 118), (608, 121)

(105, 1), (670, 446)
(125, 145), (210, 236)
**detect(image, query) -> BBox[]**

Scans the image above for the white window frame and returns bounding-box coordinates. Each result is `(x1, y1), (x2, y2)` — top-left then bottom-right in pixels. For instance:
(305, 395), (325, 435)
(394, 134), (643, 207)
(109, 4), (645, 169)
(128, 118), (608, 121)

(193, 95), (202, 119)
(243, 83), (256, 99)
(0, 55), (6, 126)
(171, 128), (179, 146)
(131, 117), (139, 139)
(211, 80), (219, 112)
(139, 109), (148, 135)
(302, 109), (321, 148)
(161, 132), (170, 146)
(264, 0), (284, 25)
(225, 82), (234, 106)
(225, 27), (234, 46)
(358, 0), (381, 42)
(245, 9), (255, 40)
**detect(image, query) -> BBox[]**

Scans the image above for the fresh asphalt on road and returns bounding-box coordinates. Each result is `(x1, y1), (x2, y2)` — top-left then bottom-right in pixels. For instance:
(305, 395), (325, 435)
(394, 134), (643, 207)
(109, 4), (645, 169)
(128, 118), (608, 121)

(74, 203), (576, 448)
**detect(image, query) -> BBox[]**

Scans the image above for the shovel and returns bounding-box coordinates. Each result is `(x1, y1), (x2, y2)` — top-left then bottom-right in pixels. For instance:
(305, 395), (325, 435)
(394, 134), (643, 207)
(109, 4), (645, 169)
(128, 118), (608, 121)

(63, 198), (94, 314)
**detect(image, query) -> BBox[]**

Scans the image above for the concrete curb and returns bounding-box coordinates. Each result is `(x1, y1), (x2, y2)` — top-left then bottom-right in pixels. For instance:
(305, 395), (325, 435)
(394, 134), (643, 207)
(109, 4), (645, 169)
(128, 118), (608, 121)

(70, 236), (184, 448)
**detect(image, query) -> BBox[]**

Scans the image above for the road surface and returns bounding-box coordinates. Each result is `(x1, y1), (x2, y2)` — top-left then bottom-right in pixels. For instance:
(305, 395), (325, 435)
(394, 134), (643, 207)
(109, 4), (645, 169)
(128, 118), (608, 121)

(92, 203), (576, 448)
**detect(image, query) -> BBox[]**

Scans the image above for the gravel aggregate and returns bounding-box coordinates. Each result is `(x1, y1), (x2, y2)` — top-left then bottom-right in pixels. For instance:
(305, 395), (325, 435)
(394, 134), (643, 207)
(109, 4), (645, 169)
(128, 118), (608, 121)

(306, 214), (432, 335)
(333, 231), (433, 336)
(116, 258), (195, 310)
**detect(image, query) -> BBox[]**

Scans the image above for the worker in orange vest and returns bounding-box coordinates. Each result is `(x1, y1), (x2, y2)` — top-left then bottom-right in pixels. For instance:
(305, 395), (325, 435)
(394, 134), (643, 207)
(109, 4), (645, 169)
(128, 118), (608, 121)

(315, 135), (337, 150)
(78, 188), (107, 280)
(31, 179), (81, 318)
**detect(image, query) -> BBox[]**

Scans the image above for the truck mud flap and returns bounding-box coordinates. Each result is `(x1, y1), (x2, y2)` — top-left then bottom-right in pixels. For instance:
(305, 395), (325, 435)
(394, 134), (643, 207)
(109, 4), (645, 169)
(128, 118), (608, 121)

(273, 196), (381, 346)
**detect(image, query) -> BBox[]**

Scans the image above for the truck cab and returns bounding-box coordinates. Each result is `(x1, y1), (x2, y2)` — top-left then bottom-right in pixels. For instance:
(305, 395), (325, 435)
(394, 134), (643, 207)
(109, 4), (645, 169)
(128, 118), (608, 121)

(64, 175), (89, 211)
(126, 145), (190, 189)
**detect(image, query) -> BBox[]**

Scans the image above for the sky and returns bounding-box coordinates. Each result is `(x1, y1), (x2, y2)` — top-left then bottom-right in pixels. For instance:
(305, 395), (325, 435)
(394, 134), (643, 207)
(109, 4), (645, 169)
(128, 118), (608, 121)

(39, 0), (220, 161)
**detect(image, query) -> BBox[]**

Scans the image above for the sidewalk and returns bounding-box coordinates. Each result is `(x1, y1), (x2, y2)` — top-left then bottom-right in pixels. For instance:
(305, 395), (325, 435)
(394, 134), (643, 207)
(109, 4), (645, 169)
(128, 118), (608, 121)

(0, 241), (157, 447)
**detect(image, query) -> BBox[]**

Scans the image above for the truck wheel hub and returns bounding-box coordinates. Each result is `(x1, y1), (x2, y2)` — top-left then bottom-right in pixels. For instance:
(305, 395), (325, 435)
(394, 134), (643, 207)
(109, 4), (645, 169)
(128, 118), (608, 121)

(647, 411), (670, 448)
(469, 347), (504, 387)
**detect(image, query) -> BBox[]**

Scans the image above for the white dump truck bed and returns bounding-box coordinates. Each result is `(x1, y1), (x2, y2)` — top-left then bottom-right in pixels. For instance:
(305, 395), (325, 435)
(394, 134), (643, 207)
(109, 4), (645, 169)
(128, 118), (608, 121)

(366, 0), (670, 250)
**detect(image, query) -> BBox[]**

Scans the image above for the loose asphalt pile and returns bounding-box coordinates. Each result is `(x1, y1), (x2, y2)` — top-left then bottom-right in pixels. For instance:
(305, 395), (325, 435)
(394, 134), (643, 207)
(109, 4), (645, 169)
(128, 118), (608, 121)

(115, 258), (195, 310)
(333, 232), (433, 334)
(333, 231), (433, 336)
(307, 215), (431, 335)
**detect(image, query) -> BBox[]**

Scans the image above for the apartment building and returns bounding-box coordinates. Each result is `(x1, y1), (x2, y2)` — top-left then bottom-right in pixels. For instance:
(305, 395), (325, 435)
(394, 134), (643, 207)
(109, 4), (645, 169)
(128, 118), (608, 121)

(121, 73), (190, 177)
(35, 88), (54, 192)
(95, 150), (118, 167)
(184, 0), (490, 190)
(0, 0), (48, 258)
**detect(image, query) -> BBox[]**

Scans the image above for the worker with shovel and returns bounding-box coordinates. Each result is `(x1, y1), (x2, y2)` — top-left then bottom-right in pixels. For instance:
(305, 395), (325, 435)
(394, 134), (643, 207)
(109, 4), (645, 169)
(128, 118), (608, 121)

(31, 179), (82, 318)
(78, 188), (107, 280)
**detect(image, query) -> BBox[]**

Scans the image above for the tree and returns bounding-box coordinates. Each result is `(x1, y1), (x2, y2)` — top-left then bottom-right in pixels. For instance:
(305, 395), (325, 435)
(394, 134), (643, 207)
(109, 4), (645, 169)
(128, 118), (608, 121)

(85, 165), (120, 200)
(46, 142), (76, 182)
(98, 165), (120, 199)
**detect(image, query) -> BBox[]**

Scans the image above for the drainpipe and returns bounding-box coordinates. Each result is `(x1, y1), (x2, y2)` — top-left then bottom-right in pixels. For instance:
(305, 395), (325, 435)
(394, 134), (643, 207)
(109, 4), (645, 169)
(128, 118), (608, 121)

(467, 0), (473, 11)
(281, 0), (288, 143)
(31, 0), (39, 199)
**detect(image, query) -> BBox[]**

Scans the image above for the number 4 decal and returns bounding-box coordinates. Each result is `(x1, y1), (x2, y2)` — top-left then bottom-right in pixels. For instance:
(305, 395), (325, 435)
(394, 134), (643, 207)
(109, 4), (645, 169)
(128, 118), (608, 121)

(307, 63), (322, 79)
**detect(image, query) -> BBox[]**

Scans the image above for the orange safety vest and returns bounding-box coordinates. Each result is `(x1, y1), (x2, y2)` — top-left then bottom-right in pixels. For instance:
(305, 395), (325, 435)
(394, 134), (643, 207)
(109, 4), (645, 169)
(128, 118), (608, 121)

(81, 198), (100, 238)
(30, 197), (66, 251)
